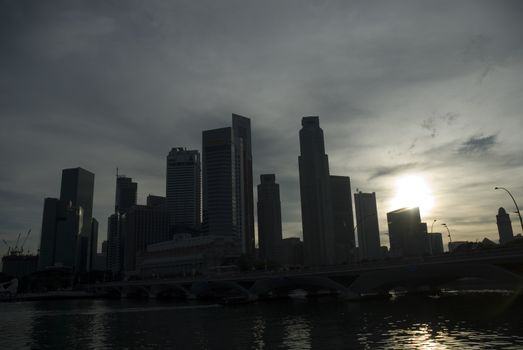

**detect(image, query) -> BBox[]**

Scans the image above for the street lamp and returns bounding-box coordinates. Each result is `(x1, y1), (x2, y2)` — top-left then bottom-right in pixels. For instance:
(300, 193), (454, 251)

(494, 187), (523, 234)
(431, 219), (437, 234)
(442, 223), (452, 243)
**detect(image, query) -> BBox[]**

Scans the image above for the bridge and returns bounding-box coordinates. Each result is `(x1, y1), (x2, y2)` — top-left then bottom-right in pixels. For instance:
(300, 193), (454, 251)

(83, 247), (523, 301)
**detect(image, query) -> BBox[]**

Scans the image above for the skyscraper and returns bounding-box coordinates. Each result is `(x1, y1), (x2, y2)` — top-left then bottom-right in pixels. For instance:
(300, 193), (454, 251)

(427, 232), (444, 255)
(202, 127), (238, 241)
(387, 207), (427, 257)
(202, 114), (254, 255)
(497, 207), (514, 244)
(37, 198), (81, 270)
(107, 174), (137, 275)
(232, 114), (255, 255)
(115, 175), (137, 214)
(298, 116), (335, 266)
(166, 148), (201, 234)
(60, 167), (95, 273)
(257, 174), (283, 263)
(60, 167), (95, 237)
(330, 176), (355, 264)
(354, 191), (381, 261)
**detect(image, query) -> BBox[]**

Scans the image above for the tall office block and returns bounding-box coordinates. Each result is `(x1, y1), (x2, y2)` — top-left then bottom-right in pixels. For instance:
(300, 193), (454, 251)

(106, 213), (122, 274)
(115, 175), (137, 213)
(87, 218), (99, 271)
(123, 204), (170, 272)
(257, 174), (283, 263)
(60, 167), (95, 272)
(387, 207), (426, 257)
(147, 195), (166, 209)
(106, 174), (137, 276)
(330, 176), (355, 264)
(37, 198), (81, 270)
(354, 192), (381, 261)
(202, 127), (238, 239)
(60, 167), (95, 236)
(427, 232), (444, 255)
(166, 148), (201, 234)
(497, 207), (514, 244)
(232, 114), (255, 255)
(298, 116), (335, 266)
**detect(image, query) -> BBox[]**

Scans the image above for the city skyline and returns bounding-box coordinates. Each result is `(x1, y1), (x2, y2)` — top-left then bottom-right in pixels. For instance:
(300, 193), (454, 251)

(1, 1), (523, 256)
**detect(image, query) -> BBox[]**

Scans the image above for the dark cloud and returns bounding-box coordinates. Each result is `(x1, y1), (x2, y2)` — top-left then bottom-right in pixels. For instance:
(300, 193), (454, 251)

(458, 134), (497, 154)
(368, 163), (418, 181)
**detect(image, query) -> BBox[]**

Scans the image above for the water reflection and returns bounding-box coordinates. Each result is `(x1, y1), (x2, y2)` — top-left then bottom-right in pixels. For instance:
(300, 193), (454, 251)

(1, 293), (522, 349)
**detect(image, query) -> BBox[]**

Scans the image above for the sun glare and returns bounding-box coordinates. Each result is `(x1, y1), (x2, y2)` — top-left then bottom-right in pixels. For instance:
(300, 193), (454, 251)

(390, 175), (434, 215)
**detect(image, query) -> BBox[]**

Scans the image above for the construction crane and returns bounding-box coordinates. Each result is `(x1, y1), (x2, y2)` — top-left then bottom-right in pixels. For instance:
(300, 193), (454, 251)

(14, 231), (23, 251)
(2, 239), (11, 255)
(20, 229), (31, 253)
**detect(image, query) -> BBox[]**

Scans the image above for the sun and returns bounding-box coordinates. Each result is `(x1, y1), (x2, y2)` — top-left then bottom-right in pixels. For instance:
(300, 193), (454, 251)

(389, 175), (434, 215)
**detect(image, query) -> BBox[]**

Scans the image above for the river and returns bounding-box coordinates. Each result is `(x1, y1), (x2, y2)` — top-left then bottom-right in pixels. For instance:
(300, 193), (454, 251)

(2, 292), (523, 349)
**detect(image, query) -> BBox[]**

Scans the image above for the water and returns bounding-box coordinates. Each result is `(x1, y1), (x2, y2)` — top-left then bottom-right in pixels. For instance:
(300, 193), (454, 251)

(2, 293), (523, 349)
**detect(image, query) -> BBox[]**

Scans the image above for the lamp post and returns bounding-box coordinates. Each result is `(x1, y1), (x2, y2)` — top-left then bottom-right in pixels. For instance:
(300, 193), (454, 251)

(494, 187), (523, 234)
(431, 219), (437, 234)
(442, 223), (452, 243)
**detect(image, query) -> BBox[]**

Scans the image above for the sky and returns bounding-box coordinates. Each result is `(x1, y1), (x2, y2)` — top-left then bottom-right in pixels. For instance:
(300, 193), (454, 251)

(1, 0), (523, 256)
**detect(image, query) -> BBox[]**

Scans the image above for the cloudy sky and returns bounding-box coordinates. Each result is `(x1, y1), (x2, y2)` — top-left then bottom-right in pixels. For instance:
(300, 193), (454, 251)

(1, 0), (522, 256)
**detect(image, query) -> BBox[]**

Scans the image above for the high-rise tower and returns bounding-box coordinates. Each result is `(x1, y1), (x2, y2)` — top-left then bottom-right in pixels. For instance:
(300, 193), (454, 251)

(330, 176), (355, 264)
(354, 191), (381, 260)
(298, 116), (335, 266)
(166, 148), (201, 234)
(497, 207), (514, 244)
(202, 114), (254, 255)
(115, 175), (137, 214)
(257, 174), (283, 263)
(232, 114), (255, 255)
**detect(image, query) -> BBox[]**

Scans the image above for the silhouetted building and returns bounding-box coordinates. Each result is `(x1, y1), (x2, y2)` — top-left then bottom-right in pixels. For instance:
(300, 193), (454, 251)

(106, 213), (122, 274)
(136, 234), (240, 277)
(147, 195), (166, 209)
(87, 218), (98, 272)
(427, 232), (444, 255)
(107, 174), (138, 276)
(354, 192), (381, 260)
(115, 175), (137, 213)
(257, 174), (283, 263)
(298, 116), (335, 266)
(330, 176), (355, 264)
(2, 253), (38, 278)
(280, 237), (304, 266)
(166, 148), (201, 234)
(59, 167), (95, 273)
(387, 207), (426, 257)
(38, 198), (81, 270)
(232, 114), (255, 255)
(123, 204), (170, 272)
(496, 207), (514, 245)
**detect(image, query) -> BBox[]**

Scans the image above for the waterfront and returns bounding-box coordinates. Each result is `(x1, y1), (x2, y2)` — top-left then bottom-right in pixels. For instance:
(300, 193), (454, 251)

(2, 293), (523, 349)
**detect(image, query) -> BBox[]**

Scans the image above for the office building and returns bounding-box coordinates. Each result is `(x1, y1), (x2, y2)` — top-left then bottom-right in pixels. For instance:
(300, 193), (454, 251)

(123, 204), (170, 272)
(232, 114), (255, 255)
(354, 192), (381, 260)
(496, 207), (514, 244)
(106, 213), (122, 274)
(147, 195), (166, 209)
(387, 207), (426, 257)
(330, 176), (355, 264)
(280, 237), (304, 266)
(298, 116), (335, 266)
(115, 175), (137, 213)
(257, 174), (283, 263)
(38, 198), (81, 270)
(166, 148), (201, 234)
(2, 253), (38, 278)
(427, 232), (444, 255)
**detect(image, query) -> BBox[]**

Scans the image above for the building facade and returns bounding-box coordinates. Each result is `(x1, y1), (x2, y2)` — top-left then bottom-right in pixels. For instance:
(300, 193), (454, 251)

(298, 116), (335, 266)
(496, 207), (514, 245)
(427, 232), (444, 255)
(166, 148), (201, 234)
(257, 174), (283, 263)
(354, 192), (381, 261)
(330, 176), (355, 264)
(387, 207), (427, 257)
